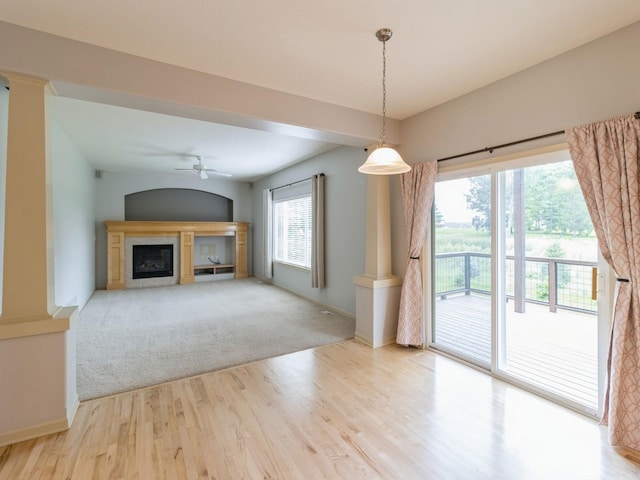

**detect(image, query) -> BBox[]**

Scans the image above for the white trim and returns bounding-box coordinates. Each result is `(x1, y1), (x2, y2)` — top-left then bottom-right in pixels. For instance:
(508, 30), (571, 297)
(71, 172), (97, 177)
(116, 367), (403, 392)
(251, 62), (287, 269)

(422, 219), (434, 349)
(273, 195), (313, 269)
(272, 179), (312, 201)
(67, 395), (80, 426)
(273, 260), (311, 272)
(354, 332), (373, 347)
(252, 275), (355, 320)
(263, 188), (273, 279)
(354, 332), (396, 348)
(0, 416), (71, 448)
(428, 144), (604, 415)
(437, 143), (570, 179)
(596, 251), (614, 419)
(353, 275), (403, 289)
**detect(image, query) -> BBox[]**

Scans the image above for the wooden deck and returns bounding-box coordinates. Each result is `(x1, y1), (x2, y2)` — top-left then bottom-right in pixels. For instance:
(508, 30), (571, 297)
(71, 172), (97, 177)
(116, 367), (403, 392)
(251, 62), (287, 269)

(434, 293), (598, 409)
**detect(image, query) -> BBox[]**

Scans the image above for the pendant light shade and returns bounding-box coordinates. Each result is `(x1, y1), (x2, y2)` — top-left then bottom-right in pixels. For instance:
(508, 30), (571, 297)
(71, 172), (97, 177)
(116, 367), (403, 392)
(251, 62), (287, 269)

(359, 145), (411, 175)
(359, 28), (411, 176)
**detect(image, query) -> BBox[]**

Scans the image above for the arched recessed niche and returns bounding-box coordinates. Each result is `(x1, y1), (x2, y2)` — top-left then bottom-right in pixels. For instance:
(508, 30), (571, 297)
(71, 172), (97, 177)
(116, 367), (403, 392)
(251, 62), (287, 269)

(125, 188), (233, 222)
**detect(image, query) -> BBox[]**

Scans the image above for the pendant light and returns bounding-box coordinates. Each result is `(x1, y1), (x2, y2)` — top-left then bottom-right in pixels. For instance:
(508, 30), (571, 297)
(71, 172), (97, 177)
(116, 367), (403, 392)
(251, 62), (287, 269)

(358, 28), (411, 175)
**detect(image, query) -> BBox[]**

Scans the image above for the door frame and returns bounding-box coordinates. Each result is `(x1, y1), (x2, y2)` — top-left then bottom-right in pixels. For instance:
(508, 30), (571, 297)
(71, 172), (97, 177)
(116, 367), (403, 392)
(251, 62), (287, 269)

(423, 144), (612, 419)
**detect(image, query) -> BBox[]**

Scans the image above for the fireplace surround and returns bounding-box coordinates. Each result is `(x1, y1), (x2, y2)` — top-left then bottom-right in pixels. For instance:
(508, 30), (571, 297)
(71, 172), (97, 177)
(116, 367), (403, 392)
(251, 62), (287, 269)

(125, 236), (179, 288)
(106, 221), (249, 290)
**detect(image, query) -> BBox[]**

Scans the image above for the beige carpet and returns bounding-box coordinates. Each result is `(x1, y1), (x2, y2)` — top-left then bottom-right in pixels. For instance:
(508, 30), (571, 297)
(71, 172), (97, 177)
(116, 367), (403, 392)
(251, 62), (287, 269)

(76, 278), (355, 400)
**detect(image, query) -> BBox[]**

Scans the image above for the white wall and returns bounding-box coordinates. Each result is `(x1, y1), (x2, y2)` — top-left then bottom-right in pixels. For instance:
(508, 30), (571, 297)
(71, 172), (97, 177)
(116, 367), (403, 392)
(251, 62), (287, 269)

(49, 114), (95, 421)
(252, 146), (367, 315)
(94, 172), (252, 288)
(393, 21), (640, 278)
(50, 115), (96, 309)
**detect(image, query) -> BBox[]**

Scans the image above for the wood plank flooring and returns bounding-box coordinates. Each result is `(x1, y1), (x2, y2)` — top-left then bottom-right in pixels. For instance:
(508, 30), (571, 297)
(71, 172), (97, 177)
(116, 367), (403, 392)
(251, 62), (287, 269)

(1, 340), (639, 479)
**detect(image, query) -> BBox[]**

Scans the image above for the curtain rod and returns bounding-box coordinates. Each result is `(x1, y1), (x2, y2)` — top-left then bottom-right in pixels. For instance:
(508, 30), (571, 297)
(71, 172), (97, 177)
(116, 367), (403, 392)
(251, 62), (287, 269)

(436, 130), (564, 162)
(437, 111), (640, 163)
(269, 173), (324, 193)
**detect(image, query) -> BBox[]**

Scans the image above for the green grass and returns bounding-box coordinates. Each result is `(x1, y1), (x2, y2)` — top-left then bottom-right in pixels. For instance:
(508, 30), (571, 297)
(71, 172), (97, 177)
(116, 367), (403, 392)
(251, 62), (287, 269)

(434, 228), (491, 254)
(435, 227), (597, 260)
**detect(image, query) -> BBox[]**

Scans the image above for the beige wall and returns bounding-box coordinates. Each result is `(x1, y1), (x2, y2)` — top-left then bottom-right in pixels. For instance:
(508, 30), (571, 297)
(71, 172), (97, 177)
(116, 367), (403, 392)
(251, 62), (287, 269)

(0, 20), (398, 149)
(400, 22), (640, 163)
(392, 21), (640, 278)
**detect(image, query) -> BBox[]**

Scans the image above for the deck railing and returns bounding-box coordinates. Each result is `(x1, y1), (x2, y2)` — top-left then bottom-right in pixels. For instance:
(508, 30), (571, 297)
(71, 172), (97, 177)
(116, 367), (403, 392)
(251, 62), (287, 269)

(435, 252), (597, 314)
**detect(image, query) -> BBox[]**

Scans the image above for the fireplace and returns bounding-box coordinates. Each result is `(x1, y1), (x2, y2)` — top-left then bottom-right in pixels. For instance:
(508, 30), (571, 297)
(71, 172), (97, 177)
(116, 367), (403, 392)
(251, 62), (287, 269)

(132, 244), (174, 279)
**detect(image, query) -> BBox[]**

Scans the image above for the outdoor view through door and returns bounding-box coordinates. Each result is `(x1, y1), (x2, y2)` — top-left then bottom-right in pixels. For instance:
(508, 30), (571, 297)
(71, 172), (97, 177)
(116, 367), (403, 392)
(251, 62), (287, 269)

(431, 153), (602, 413)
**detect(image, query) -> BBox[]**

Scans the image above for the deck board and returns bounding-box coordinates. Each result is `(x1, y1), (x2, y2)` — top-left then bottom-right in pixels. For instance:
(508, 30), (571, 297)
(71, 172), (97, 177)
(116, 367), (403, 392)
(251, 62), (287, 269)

(433, 293), (598, 409)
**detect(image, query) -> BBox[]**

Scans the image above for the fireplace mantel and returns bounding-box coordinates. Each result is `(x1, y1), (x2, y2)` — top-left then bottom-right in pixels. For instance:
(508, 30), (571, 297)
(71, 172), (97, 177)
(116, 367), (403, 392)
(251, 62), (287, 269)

(105, 221), (249, 290)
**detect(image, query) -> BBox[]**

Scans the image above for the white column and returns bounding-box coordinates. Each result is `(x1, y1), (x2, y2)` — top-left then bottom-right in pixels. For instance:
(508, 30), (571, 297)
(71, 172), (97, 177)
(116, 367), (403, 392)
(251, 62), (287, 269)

(0, 73), (78, 447)
(353, 175), (402, 347)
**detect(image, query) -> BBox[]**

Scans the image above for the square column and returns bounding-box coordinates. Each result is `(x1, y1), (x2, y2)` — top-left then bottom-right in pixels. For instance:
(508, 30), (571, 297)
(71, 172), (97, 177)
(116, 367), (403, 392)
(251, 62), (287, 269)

(354, 175), (402, 347)
(0, 73), (78, 447)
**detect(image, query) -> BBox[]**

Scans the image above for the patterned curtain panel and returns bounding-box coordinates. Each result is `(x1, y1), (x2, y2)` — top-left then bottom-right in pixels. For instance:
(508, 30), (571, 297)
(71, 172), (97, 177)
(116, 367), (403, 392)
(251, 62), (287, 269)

(566, 114), (640, 451)
(311, 173), (325, 288)
(396, 162), (438, 346)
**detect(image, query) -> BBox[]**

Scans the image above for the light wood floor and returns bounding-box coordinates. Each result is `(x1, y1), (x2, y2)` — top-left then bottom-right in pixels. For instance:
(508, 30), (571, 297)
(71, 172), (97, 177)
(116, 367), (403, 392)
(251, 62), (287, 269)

(1, 340), (639, 479)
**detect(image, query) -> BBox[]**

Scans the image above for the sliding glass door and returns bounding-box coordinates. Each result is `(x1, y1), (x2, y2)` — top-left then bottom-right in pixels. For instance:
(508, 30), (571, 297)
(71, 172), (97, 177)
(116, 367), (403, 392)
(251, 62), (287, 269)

(431, 151), (607, 414)
(432, 174), (492, 366)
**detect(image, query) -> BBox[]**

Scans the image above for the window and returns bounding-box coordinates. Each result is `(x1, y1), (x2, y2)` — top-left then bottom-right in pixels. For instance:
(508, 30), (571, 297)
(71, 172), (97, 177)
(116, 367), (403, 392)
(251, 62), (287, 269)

(273, 195), (312, 268)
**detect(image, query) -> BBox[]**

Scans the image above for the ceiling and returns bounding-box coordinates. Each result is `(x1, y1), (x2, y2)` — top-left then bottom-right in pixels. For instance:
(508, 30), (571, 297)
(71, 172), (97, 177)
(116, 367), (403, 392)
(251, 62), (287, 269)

(49, 96), (340, 181)
(2, 0), (640, 181)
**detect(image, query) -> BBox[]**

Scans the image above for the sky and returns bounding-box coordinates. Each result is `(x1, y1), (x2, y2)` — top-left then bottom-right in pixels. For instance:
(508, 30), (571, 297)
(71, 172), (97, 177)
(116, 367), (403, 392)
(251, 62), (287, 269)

(435, 177), (474, 224)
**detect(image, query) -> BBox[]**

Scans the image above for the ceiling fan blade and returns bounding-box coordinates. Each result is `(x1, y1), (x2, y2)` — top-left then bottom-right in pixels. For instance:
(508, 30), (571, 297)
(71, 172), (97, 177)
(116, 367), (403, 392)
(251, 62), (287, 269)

(204, 169), (232, 177)
(170, 154), (231, 178)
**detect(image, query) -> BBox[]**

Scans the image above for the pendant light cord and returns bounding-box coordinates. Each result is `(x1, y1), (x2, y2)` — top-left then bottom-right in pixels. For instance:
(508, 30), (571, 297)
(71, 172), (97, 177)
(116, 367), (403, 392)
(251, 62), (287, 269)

(379, 38), (387, 147)
(358, 28), (411, 174)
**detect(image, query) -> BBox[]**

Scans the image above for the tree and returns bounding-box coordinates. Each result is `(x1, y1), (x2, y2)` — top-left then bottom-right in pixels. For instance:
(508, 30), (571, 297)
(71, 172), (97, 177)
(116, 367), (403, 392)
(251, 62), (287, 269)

(524, 162), (592, 235)
(465, 176), (491, 231)
(462, 162), (593, 236)
(434, 205), (445, 227)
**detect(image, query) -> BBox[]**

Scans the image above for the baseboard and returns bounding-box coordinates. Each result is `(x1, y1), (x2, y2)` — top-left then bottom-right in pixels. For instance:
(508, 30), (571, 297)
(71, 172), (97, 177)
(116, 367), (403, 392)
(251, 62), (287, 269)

(254, 276), (356, 320)
(0, 394), (78, 448)
(0, 417), (70, 447)
(354, 332), (396, 348)
(67, 395), (80, 426)
(354, 332), (373, 347)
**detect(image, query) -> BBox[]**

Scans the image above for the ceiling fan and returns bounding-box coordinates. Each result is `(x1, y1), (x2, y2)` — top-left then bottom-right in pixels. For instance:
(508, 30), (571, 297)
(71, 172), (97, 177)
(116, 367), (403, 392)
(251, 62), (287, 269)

(174, 155), (232, 179)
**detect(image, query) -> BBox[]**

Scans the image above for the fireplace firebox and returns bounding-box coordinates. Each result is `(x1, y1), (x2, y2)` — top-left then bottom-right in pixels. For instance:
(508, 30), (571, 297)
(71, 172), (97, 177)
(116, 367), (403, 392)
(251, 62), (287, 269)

(132, 244), (174, 279)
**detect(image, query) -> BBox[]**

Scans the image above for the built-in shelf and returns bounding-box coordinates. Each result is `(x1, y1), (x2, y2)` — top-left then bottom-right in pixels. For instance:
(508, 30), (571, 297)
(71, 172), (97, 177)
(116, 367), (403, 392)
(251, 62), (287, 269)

(105, 221), (249, 290)
(194, 263), (235, 275)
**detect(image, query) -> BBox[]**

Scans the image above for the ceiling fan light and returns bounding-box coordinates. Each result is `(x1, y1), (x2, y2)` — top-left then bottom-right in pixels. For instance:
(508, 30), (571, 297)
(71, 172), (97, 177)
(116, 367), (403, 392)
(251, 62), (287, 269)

(358, 146), (411, 175)
(199, 169), (208, 179)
